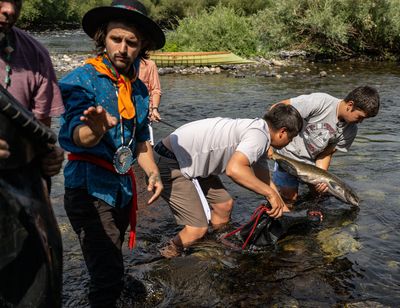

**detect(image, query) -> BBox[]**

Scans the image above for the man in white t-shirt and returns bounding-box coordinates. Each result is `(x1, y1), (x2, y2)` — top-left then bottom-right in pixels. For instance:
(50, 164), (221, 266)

(153, 103), (303, 257)
(272, 85), (380, 203)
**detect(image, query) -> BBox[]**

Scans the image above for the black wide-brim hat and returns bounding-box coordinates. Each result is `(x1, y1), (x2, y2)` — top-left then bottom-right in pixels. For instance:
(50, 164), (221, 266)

(82, 0), (165, 50)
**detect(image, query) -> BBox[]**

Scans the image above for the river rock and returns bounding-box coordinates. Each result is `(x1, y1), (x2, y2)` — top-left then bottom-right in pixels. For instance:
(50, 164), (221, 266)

(271, 59), (285, 66)
(317, 228), (362, 258)
(319, 70), (328, 77)
(344, 301), (389, 308)
(50, 52), (313, 79)
(387, 260), (399, 269)
(256, 71), (276, 77)
(279, 50), (307, 58)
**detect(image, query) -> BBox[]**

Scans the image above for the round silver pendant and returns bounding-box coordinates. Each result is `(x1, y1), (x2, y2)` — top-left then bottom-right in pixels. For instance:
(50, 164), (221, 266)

(113, 146), (134, 174)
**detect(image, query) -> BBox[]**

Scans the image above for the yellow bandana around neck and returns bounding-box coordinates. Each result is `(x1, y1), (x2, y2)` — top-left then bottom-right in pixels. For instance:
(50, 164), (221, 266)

(86, 55), (136, 119)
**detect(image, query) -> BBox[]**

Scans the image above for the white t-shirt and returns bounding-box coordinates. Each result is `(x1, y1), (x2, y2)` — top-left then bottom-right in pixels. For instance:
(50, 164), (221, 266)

(170, 117), (270, 179)
(278, 93), (357, 164)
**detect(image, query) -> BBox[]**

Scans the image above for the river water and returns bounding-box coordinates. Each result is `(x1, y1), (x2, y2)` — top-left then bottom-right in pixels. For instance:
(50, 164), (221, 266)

(35, 30), (400, 307)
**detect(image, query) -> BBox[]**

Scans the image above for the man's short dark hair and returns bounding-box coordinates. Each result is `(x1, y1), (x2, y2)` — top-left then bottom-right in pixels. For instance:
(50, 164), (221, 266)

(263, 103), (303, 138)
(345, 86), (380, 117)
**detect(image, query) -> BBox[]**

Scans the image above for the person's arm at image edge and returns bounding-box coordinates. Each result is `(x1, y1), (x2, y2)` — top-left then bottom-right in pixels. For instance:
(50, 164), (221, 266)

(226, 151), (285, 218)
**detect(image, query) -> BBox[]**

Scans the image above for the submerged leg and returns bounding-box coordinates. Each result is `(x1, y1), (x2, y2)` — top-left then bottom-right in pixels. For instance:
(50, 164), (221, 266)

(64, 188), (130, 308)
(210, 198), (234, 230)
(160, 225), (208, 258)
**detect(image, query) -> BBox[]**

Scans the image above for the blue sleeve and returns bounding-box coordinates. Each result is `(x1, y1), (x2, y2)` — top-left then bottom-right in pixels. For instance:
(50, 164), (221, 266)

(58, 67), (97, 152)
(136, 117), (150, 143)
(133, 79), (150, 143)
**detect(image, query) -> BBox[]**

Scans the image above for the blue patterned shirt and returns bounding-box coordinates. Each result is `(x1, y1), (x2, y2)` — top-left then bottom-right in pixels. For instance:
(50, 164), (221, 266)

(58, 59), (150, 208)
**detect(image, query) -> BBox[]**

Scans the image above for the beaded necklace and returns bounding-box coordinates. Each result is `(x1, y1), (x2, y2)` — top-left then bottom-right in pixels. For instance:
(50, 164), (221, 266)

(0, 32), (14, 89)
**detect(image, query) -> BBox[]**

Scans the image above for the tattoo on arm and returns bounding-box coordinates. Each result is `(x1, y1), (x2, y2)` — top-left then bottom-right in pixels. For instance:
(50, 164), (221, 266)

(148, 172), (161, 184)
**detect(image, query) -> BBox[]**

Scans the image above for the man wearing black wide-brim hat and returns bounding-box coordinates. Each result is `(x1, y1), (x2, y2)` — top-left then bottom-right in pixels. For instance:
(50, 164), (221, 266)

(58, 1), (165, 306)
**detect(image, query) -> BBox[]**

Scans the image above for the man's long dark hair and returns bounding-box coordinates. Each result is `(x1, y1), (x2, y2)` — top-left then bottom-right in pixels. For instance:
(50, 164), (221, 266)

(264, 103), (303, 138)
(92, 21), (151, 59)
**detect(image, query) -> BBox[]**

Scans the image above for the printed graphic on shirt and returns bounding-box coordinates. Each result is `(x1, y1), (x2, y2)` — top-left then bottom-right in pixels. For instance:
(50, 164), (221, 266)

(303, 122), (336, 157)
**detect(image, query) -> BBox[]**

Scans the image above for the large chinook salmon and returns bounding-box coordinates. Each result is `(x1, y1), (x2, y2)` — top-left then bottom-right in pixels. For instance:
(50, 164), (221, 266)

(271, 151), (360, 207)
(0, 84), (62, 307)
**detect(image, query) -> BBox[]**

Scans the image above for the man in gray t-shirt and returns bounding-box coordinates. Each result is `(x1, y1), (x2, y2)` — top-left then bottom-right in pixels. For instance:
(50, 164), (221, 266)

(273, 86), (380, 203)
(153, 104), (303, 257)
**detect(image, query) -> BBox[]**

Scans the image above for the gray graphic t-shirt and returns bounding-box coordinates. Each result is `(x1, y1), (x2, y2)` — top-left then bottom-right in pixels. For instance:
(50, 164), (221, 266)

(278, 93), (357, 164)
(170, 117), (270, 179)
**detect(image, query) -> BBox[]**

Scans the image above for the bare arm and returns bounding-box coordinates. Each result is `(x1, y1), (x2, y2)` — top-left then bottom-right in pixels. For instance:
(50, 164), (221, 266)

(279, 99), (291, 105)
(149, 93), (161, 121)
(253, 158), (291, 212)
(136, 141), (163, 204)
(315, 144), (336, 170)
(148, 63), (162, 122)
(313, 144), (337, 193)
(226, 151), (285, 218)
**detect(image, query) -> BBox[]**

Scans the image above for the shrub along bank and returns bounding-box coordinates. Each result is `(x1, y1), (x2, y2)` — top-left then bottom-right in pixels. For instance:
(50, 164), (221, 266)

(165, 1), (400, 59)
(18, 0), (400, 60)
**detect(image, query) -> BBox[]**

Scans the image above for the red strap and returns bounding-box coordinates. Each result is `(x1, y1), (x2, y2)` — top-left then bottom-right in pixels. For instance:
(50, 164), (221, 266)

(223, 204), (270, 250)
(68, 153), (138, 250)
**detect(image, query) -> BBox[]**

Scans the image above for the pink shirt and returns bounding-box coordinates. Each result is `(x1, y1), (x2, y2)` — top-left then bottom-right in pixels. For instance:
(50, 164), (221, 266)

(139, 58), (161, 106)
(0, 27), (64, 120)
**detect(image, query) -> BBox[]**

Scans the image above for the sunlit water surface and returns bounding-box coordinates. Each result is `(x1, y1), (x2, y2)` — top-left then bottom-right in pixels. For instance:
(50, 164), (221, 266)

(37, 31), (400, 307)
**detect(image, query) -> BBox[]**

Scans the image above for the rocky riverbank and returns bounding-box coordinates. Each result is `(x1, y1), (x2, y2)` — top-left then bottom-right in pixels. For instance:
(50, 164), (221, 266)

(50, 52), (339, 80)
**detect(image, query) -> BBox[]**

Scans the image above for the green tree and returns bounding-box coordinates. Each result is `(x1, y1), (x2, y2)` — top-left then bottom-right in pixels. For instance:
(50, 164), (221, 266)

(18, 0), (110, 27)
(19, 0), (69, 26)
